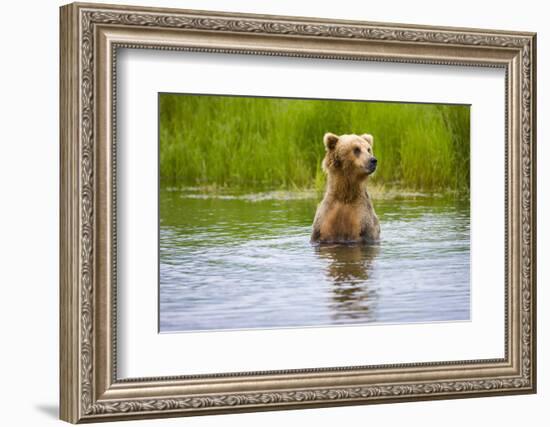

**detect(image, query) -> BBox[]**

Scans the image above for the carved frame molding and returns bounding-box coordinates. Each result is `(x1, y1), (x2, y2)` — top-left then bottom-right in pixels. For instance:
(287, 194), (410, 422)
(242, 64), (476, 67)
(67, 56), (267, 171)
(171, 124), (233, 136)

(60, 2), (536, 423)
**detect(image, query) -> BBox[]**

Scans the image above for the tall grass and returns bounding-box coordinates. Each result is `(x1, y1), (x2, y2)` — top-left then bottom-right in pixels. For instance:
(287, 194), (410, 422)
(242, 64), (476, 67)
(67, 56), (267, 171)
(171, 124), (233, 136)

(159, 94), (470, 193)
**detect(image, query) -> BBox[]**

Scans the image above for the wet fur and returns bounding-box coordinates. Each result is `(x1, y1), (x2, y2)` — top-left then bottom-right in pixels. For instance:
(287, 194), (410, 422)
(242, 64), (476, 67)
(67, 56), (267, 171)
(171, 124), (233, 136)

(311, 133), (380, 244)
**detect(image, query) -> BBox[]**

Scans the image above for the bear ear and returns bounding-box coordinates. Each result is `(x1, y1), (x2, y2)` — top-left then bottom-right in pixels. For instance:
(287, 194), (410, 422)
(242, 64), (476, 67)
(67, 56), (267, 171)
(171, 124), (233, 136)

(323, 132), (339, 151)
(361, 134), (374, 146)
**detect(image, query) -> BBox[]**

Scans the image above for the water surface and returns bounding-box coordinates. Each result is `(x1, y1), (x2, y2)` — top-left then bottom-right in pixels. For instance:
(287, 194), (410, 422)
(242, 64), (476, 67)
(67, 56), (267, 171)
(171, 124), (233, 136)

(159, 188), (470, 332)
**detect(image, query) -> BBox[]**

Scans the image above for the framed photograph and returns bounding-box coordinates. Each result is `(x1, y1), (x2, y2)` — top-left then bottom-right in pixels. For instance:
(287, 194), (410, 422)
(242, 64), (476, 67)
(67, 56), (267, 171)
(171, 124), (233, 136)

(60, 2), (537, 423)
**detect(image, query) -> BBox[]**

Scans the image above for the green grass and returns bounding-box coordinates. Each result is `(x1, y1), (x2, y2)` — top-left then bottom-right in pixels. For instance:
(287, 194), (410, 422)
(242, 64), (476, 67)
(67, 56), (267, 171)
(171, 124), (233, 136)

(159, 94), (470, 194)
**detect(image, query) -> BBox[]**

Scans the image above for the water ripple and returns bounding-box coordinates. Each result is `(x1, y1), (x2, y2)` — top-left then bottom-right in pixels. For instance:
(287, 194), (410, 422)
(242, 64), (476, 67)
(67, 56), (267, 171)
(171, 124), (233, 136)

(159, 191), (470, 332)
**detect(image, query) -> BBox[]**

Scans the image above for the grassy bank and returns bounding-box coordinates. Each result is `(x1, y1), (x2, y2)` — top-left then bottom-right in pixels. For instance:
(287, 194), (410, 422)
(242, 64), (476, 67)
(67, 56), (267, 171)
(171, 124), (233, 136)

(159, 94), (470, 194)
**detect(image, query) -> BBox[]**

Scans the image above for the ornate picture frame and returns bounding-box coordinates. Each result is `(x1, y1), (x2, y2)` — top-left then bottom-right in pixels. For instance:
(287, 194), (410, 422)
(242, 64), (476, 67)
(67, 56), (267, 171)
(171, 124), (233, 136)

(60, 2), (536, 423)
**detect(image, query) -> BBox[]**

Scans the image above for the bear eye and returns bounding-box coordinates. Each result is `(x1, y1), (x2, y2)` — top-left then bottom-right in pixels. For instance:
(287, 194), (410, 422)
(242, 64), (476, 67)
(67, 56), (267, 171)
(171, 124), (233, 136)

(368, 147), (372, 153)
(353, 147), (362, 157)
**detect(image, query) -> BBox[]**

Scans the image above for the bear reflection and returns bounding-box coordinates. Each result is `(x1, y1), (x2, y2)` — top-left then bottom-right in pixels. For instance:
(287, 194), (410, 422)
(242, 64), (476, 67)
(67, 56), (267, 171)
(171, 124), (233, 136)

(315, 244), (379, 322)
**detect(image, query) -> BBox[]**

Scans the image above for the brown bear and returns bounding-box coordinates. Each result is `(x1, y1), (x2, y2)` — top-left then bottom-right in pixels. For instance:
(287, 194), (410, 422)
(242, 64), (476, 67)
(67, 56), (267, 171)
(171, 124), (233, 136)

(311, 132), (380, 244)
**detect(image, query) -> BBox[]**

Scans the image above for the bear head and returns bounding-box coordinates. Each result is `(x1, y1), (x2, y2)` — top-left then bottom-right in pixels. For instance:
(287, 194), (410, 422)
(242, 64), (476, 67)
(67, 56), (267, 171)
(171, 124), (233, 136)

(322, 132), (377, 179)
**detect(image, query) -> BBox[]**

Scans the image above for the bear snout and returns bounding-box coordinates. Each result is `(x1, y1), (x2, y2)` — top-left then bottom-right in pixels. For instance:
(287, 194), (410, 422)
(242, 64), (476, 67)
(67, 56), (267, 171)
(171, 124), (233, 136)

(366, 157), (377, 174)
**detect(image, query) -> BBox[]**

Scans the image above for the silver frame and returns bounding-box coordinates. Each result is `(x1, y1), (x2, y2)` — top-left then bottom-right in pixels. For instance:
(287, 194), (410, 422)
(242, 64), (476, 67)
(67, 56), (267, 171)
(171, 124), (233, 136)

(60, 2), (536, 423)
